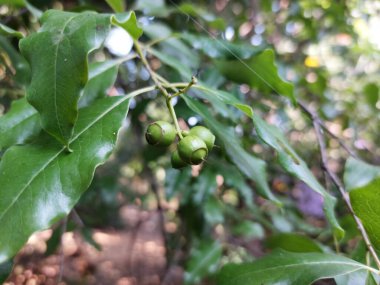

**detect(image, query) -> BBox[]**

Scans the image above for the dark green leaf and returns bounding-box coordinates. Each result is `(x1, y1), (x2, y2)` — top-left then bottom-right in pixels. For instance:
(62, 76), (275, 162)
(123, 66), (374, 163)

(0, 98), (40, 151)
(0, 96), (130, 263)
(251, 114), (344, 239)
(79, 58), (121, 107)
(0, 36), (30, 85)
(215, 49), (295, 104)
(350, 178), (380, 251)
(182, 95), (280, 204)
(265, 233), (323, 253)
(185, 239), (222, 285)
(19, 10), (112, 146)
(217, 251), (378, 285)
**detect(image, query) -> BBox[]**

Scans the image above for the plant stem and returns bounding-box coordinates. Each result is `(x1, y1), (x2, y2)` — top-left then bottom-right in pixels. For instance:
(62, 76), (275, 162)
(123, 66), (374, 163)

(134, 40), (185, 138)
(299, 101), (380, 271)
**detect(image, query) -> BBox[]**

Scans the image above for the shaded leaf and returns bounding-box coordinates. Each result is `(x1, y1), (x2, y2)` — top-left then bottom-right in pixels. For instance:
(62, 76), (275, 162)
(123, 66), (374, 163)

(185, 240), (222, 285)
(350, 178), (380, 251)
(0, 98), (40, 151)
(182, 95), (280, 204)
(344, 157), (380, 191)
(0, 96), (130, 263)
(134, 0), (171, 17)
(265, 233), (323, 253)
(216, 49), (295, 104)
(79, 58), (122, 107)
(251, 114), (344, 239)
(217, 251), (378, 285)
(0, 23), (24, 38)
(233, 221), (264, 239)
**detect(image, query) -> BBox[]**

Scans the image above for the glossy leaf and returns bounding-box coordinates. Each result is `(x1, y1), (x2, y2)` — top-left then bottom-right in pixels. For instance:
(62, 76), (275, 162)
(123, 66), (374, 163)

(105, 0), (125, 13)
(216, 49), (295, 104)
(183, 95), (280, 204)
(0, 23), (24, 38)
(217, 251), (378, 285)
(111, 12), (143, 40)
(344, 157), (380, 191)
(350, 178), (380, 251)
(251, 114), (344, 239)
(19, 10), (112, 146)
(0, 98), (40, 151)
(0, 96), (130, 263)
(185, 240), (222, 285)
(335, 271), (376, 285)
(134, 0), (171, 17)
(79, 58), (122, 107)
(265, 233), (323, 253)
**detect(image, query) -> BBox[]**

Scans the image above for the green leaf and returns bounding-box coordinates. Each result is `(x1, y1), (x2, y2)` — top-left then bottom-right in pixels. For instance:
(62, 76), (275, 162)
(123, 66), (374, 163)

(182, 95), (280, 204)
(0, 96), (130, 263)
(105, 0), (125, 13)
(134, 0), (171, 17)
(0, 0), (24, 5)
(335, 271), (369, 285)
(344, 157), (380, 191)
(217, 251), (378, 285)
(19, 10), (113, 146)
(185, 240), (222, 285)
(0, 98), (40, 151)
(111, 12), (143, 40)
(366, 272), (378, 285)
(79, 58), (122, 107)
(233, 221), (265, 239)
(350, 178), (380, 251)
(265, 233), (323, 253)
(215, 49), (295, 104)
(0, 23), (24, 38)
(251, 114), (344, 239)
(0, 36), (30, 85)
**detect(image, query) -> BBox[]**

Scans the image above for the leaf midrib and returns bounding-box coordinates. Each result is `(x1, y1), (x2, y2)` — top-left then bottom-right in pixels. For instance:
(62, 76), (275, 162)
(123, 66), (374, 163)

(0, 86), (155, 224)
(52, 15), (78, 141)
(224, 259), (376, 284)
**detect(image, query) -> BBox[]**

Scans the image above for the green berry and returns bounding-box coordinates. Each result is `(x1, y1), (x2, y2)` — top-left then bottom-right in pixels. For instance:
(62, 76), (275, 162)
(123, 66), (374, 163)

(189, 126), (215, 151)
(145, 121), (176, 147)
(178, 135), (208, 165)
(171, 150), (188, 169)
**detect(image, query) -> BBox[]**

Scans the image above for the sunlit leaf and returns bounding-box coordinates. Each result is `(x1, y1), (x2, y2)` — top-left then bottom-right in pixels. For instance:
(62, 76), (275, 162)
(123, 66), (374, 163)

(217, 251), (378, 285)
(0, 96), (130, 263)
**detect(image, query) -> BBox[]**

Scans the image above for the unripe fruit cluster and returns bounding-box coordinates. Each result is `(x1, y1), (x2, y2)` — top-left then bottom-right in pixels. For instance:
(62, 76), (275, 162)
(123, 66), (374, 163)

(145, 122), (215, 169)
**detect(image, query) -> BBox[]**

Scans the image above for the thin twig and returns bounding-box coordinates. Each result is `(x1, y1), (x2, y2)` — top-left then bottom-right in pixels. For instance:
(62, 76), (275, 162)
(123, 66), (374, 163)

(300, 101), (380, 271)
(298, 101), (358, 158)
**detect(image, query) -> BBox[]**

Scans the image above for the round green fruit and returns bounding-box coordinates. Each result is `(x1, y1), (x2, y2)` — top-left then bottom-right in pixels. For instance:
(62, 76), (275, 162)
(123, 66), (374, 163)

(178, 135), (208, 165)
(171, 150), (188, 169)
(145, 121), (176, 147)
(189, 126), (215, 151)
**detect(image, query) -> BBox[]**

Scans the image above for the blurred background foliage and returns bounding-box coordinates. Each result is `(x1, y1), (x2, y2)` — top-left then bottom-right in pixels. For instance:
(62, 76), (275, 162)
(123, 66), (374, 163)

(1, 0), (380, 284)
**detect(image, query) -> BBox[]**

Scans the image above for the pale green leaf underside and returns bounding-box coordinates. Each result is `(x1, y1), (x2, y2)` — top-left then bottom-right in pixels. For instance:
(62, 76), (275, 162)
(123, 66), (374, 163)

(217, 251), (378, 285)
(0, 96), (130, 263)
(344, 157), (380, 191)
